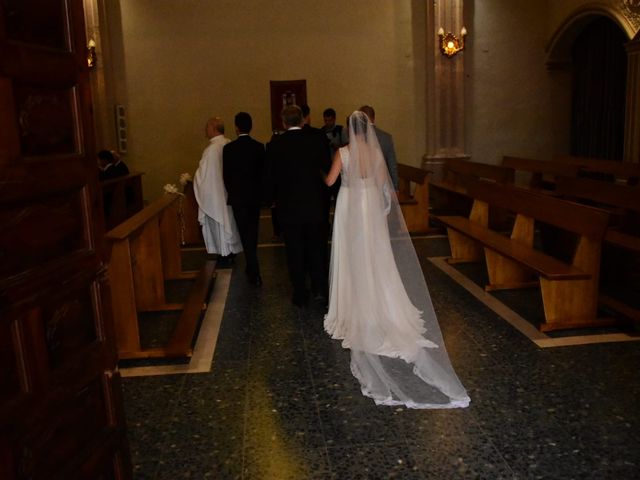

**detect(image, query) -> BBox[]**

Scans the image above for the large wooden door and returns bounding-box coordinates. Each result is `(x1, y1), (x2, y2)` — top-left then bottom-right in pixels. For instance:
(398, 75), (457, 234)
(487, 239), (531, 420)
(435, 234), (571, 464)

(0, 1), (131, 478)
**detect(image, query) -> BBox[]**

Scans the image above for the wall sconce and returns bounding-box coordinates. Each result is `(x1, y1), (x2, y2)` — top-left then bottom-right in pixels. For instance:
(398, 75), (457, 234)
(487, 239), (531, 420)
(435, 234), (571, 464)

(87, 39), (97, 68)
(437, 27), (467, 57)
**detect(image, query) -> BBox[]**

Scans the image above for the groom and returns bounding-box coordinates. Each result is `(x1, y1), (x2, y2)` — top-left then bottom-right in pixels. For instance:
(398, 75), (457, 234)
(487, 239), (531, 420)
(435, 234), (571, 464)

(267, 105), (330, 307)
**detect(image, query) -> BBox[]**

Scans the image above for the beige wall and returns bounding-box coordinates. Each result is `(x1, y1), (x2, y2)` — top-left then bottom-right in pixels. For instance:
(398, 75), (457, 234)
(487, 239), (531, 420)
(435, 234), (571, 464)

(111, 0), (426, 200)
(102, 0), (640, 199)
(465, 0), (639, 166)
(465, 0), (559, 165)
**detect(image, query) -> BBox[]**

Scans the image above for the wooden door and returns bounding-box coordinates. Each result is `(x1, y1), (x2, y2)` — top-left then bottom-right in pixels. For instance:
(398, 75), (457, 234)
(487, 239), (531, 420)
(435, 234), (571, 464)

(0, 1), (132, 478)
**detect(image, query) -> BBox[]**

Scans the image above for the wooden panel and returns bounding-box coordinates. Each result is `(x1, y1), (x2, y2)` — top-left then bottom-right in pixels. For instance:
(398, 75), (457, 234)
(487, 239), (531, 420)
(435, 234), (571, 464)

(465, 179), (610, 239)
(0, 189), (86, 278)
(3, 0), (69, 50)
(130, 219), (166, 310)
(0, 320), (20, 403)
(41, 287), (98, 369)
(446, 158), (515, 184)
(502, 156), (580, 178)
(554, 155), (640, 183)
(101, 172), (144, 231)
(0, 0), (132, 476)
(12, 377), (109, 479)
(14, 84), (78, 157)
(555, 176), (640, 213)
(435, 215), (590, 279)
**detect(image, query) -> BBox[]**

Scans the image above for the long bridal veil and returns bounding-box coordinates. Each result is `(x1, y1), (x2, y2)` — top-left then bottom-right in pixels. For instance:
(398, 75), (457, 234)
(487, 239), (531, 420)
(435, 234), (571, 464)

(324, 111), (469, 409)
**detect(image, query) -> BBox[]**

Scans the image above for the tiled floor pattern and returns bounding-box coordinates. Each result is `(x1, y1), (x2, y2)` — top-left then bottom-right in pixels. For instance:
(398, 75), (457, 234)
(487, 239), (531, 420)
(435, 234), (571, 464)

(122, 237), (640, 479)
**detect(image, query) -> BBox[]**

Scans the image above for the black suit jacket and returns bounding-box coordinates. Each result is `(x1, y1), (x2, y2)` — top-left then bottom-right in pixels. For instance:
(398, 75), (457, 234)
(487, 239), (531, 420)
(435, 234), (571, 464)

(223, 135), (265, 207)
(267, 129), (330, 225)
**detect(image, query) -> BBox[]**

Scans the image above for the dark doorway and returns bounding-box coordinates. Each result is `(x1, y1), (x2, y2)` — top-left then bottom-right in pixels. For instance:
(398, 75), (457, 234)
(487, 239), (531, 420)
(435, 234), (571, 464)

(571, 17), (627, 161)
(269, 80), (307, 134)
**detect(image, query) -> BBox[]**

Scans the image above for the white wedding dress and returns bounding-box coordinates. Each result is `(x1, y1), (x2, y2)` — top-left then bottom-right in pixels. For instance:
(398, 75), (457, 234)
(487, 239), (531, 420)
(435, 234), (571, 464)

(324, 112), (470, 409)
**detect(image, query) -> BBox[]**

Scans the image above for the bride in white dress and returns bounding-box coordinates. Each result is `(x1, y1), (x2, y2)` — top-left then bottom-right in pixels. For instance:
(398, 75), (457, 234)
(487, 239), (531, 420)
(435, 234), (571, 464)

(323, 111), (470, 409)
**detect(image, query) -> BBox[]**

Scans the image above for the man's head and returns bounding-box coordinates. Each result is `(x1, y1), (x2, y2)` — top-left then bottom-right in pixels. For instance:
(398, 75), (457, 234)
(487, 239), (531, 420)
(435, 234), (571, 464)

(358, 105), (375, 123)
(205, 117), (224, 139)
(281, 105), (303, 129)
(323, 108), (336, 129)
(234, 112), (252, 134)
(97, 149), (115, 169)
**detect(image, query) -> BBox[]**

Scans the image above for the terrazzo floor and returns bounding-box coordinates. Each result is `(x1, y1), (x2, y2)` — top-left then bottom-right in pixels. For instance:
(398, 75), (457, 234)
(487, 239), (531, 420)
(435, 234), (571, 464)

(121, 236), (640, 479)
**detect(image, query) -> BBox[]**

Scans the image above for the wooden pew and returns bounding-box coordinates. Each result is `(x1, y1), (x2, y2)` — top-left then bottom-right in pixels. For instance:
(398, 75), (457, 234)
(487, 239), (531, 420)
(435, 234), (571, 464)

(107, 193), (215, 359)
(555, 176), (640, 234)
(181, 180), (204, 245)
(555, 176), (640, 323)
(397, 163), (430, 233)
(501, 156), (580, 190)
(433, 179), (612, 332)
(429, 159), (515, 229)
(554, 155), (640, 185)
(100, 171), (144, 230)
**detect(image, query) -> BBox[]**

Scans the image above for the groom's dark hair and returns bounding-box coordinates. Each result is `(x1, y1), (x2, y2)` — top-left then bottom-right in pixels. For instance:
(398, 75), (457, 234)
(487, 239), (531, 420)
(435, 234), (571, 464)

(359, 105), (375, 123)
(235, 112), (252, 133)
(281, 105), (303, 128)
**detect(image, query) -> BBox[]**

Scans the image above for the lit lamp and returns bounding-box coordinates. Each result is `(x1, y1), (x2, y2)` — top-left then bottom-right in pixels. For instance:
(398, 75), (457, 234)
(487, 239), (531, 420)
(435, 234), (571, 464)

(87, 39), (97, 68)
(437, 27), (467, 57)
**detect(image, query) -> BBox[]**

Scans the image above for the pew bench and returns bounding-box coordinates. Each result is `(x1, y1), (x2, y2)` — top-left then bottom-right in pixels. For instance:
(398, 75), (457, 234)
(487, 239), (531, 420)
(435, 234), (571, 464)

(397, 163), (430, 233)
(433, 179), (612, 332)
(100, 171), (144, 230)
(554, 155), (640, 186)
(107, 193), (215, 359)
(429, 158), (515, 229)
(501, 156), (580, 190)
(554, 176), (640, 323)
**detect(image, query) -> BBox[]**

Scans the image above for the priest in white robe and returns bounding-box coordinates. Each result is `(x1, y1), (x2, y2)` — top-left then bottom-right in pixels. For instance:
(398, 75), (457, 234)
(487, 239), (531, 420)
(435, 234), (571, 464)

(194, 117), (243, 261)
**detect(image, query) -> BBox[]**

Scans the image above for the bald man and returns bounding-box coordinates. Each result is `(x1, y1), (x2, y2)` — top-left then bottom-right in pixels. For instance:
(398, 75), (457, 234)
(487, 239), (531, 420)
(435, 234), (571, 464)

(193, 117), (242, 266)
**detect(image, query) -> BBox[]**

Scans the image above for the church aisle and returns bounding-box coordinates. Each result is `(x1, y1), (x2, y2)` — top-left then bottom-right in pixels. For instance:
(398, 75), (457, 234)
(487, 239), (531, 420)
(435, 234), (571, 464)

(121, 238), (640, 479)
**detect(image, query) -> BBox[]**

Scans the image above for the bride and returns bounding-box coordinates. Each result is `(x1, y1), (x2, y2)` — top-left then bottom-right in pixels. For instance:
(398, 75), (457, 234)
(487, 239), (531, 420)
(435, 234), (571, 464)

(323, 111), (470, 409)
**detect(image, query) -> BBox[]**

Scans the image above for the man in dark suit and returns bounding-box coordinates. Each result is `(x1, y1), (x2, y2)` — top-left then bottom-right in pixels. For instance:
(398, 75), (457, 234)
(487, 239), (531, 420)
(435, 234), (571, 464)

(267, 105), (330, 307)
(301, 103), (333, 254)
(359, 105), (399, 191)
(223, 112), (265, 286)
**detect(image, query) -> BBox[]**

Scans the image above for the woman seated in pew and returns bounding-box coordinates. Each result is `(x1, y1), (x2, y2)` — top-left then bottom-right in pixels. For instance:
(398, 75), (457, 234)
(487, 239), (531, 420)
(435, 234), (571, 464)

(98, 149), (129, 181)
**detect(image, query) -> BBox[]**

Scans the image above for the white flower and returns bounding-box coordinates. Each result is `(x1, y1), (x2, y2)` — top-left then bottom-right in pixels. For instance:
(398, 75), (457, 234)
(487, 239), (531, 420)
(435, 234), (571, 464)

(163, 183), (179, 194)
(179, 172), (192, 186)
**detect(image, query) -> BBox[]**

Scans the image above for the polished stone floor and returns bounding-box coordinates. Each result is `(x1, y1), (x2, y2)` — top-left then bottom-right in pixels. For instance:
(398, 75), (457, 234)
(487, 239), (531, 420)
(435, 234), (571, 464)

(121, 237), (640, 479)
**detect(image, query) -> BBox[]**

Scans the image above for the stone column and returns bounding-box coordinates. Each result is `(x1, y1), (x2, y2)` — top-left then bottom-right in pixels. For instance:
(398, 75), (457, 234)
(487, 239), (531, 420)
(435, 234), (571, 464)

(624, 34), (640, 164)
(423, 0), (468, 179)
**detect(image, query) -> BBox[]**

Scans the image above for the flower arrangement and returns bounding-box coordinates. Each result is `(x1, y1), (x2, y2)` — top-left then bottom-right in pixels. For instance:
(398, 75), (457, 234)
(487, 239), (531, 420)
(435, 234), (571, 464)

(179, 172), (193, 186)
(163, 183), (180, 194)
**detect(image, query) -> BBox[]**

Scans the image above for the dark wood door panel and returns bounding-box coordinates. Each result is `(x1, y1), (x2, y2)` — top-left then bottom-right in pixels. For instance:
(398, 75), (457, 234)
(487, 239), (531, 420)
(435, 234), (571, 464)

(0, 320), (20, 403)
(0, 188), (88, 278)
(3, 0), (70, 51)
(0, 0), (131, 476)
(2, 375), (112, 479)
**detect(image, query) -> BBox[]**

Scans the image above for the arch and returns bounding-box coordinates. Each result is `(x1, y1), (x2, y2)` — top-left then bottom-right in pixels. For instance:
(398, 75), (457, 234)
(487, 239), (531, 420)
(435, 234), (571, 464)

(546, 3), (634, 68)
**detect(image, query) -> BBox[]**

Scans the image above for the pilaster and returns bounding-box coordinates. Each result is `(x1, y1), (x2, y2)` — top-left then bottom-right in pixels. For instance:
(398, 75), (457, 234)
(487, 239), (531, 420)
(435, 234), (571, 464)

(423, 0), (468, 178)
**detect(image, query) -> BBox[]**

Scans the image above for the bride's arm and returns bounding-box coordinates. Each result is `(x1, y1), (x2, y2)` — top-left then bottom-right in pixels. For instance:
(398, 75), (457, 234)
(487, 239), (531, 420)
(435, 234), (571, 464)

(324, 151), (342, 187)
